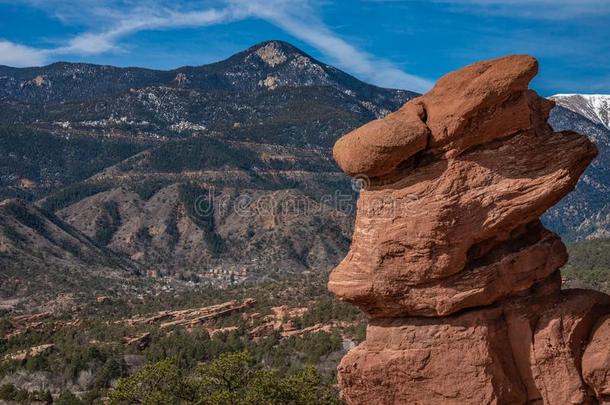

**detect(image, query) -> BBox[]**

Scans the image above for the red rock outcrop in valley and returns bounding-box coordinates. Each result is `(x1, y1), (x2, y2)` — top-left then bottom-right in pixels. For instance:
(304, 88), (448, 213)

(329, 55), (610, 404)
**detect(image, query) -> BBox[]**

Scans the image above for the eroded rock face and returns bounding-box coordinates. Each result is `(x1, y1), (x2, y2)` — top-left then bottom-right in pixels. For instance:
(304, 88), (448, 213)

(329, 55), (610, 404)
(582, 315), (610, 402)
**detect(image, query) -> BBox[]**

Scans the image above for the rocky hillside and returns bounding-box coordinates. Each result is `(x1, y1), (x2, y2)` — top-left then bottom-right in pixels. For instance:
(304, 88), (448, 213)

(546, 93), (610, 243)
(0, 199), (136, 308)
(547, 105), (610, 240)
(0, 41), (412, 108)
(0, 41), (416, 307)
(550, 94), (610, 130)
(0, 40), (609, 306)
(0, 41), (415, 198)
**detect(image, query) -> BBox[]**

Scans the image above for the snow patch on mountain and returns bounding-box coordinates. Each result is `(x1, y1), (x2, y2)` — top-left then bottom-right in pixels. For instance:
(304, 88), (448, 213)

(550, 94), (610, 130)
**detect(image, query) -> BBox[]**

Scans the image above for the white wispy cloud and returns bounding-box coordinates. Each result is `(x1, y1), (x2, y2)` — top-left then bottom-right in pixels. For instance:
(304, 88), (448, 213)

(227, 0), (432, 90)
(0, 0), (431, 91)
(0, 40), (49, 67)
(54, 7), (236, 55)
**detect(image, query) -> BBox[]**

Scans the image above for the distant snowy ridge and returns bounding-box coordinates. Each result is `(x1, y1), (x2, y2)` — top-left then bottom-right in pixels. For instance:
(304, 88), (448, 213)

(550, 94), (610, 130)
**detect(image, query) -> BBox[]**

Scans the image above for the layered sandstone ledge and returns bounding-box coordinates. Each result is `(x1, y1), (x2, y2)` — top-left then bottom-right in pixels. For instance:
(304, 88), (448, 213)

(329, 55), (610, 404)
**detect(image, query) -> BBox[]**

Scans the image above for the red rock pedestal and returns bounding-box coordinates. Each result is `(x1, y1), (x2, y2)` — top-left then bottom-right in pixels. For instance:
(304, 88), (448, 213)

(329, 55), (610, 404)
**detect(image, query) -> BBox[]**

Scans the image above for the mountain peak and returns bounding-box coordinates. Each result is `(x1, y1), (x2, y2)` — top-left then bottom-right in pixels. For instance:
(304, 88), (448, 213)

(550, 93), (610, 130)
(252, 41), (292, 67)
(205, 39), (341, 93)
(0, 39), (417, 107)
(247, 40), (307, 57)
(234, 40), (318, 71)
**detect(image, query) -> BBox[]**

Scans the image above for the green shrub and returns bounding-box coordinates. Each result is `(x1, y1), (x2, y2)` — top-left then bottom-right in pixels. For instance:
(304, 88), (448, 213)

(109, 359), (192, 404)
(109, 352), (341, 404)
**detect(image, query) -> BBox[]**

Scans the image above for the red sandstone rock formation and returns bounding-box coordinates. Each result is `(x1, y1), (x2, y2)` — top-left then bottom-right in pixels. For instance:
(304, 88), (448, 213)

(117, 298), (256, 329)
(583, 316), (610, 402)
(329, 55), (610, 404)
(5, 343), (54, 361)
(123, 332), (151, 350)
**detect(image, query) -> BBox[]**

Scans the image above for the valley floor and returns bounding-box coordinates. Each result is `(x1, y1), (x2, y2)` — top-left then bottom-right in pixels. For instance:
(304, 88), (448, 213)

(0, 272), (361, 404)
(1, 239), (609, 404)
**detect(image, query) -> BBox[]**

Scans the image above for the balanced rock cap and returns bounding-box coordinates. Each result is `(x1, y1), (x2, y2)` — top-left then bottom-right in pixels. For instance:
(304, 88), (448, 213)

(333, 55), (546, 179)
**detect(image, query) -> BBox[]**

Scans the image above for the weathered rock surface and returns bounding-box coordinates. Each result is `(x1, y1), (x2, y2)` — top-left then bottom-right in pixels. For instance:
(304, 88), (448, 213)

(117, 298), (256, 329)
(123, 332), (151, 350)
(5, 344), (55, 362)
(339, 276), (610, 404)
(329, 55), (610, 404)
(583, 315), (610, 402)
(330, 55), (596, 317)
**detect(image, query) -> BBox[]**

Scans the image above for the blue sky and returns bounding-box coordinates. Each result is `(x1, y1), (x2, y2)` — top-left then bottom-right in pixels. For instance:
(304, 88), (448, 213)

(0, 0), (608, 95)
